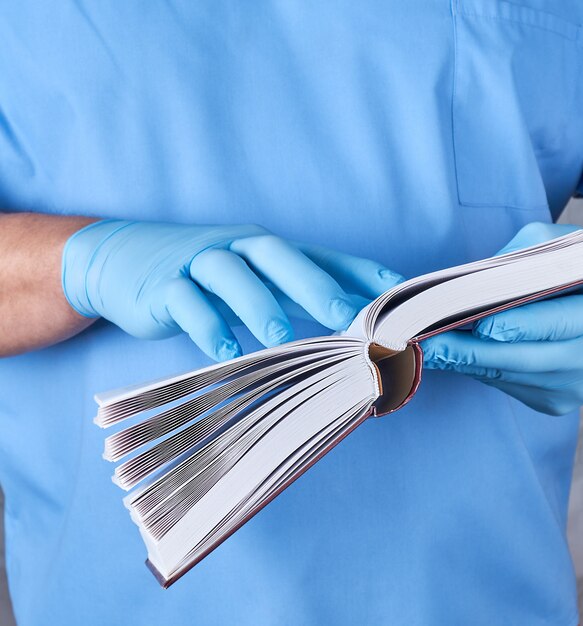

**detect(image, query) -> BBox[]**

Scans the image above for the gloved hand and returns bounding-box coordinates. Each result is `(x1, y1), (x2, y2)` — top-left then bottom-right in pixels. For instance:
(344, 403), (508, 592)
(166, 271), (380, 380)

(422, 222), (583, 416)
(62, 219), (403, 361)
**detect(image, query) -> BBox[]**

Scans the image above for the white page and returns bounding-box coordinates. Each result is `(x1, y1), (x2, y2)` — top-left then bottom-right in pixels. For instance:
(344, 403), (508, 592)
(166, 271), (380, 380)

(374, 241), (583, 350)
(146, 365), (375, 578)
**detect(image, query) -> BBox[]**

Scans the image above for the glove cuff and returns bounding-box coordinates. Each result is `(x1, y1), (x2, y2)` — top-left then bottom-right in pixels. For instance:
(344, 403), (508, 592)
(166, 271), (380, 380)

(61, 219), (133, 317)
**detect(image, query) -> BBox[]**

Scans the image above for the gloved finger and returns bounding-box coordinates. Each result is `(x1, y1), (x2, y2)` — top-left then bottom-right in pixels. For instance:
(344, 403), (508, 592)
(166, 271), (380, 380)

(467, 375), (581, 416)
(421, 330), (583, 373)
(163, 278), (242, 361)
(293, 241), (404, 299)
(484, 379), (582, 415)
(424, 359), (583, 389)
(229, 235), (358, 330)
(494, 222), (580, 256)
(266, 284), (371, 323)
(189, 248), (294, 347)
(204, 285), (370, 326)
(473, 295), (583, 343)
(422, 346), (583, 415)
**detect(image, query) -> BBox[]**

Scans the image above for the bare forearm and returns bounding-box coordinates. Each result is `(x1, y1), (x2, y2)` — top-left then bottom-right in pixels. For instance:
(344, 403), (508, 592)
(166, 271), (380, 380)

(0, 212), (98, 356)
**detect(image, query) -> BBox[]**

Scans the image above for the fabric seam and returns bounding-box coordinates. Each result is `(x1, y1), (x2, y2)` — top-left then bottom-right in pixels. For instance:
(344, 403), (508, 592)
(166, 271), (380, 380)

(450, 0), (580, 212)
(454, 0), (583, 45)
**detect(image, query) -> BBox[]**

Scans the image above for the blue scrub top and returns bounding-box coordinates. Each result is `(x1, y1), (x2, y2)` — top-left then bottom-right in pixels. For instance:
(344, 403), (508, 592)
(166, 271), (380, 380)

(1, 2), (583, 625)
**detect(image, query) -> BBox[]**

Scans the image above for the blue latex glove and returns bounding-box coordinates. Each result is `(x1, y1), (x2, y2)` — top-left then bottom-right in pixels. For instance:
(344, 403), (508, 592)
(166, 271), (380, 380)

(62, 220), (403, 361)
(422, 222), (583, 416)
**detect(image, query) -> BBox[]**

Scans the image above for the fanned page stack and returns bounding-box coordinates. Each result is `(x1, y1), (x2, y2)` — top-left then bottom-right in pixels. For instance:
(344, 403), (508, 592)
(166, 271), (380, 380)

(95, 231), (583, 587)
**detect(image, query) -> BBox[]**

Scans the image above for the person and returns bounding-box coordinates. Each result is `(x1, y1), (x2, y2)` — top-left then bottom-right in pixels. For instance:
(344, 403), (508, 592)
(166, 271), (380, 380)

(1, 2), (583, 624)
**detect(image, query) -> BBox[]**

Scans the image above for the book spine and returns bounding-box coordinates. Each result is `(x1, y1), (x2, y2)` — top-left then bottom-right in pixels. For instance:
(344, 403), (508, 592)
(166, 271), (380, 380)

(371, 342), (423, 418)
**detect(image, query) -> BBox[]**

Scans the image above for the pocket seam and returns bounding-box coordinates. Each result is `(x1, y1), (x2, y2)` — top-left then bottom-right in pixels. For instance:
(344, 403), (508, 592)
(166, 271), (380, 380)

(453, 0), (583, 45)
(450, 0), (582, 211)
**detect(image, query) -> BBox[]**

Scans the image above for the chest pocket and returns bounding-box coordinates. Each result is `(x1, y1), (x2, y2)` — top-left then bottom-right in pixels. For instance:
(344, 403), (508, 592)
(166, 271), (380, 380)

(452, 0), (583, 210)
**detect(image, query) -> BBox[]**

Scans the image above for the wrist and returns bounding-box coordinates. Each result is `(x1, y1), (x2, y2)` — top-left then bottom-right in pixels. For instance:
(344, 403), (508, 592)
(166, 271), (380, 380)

(61, 219), (133, 317)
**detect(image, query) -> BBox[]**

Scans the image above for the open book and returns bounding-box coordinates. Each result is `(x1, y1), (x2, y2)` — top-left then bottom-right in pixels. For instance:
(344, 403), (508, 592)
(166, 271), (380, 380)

(95, 231), (583, 587)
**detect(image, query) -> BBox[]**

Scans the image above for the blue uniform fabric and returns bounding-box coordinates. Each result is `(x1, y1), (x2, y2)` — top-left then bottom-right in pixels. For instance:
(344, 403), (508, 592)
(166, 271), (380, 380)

(1, 2), (583, 624)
